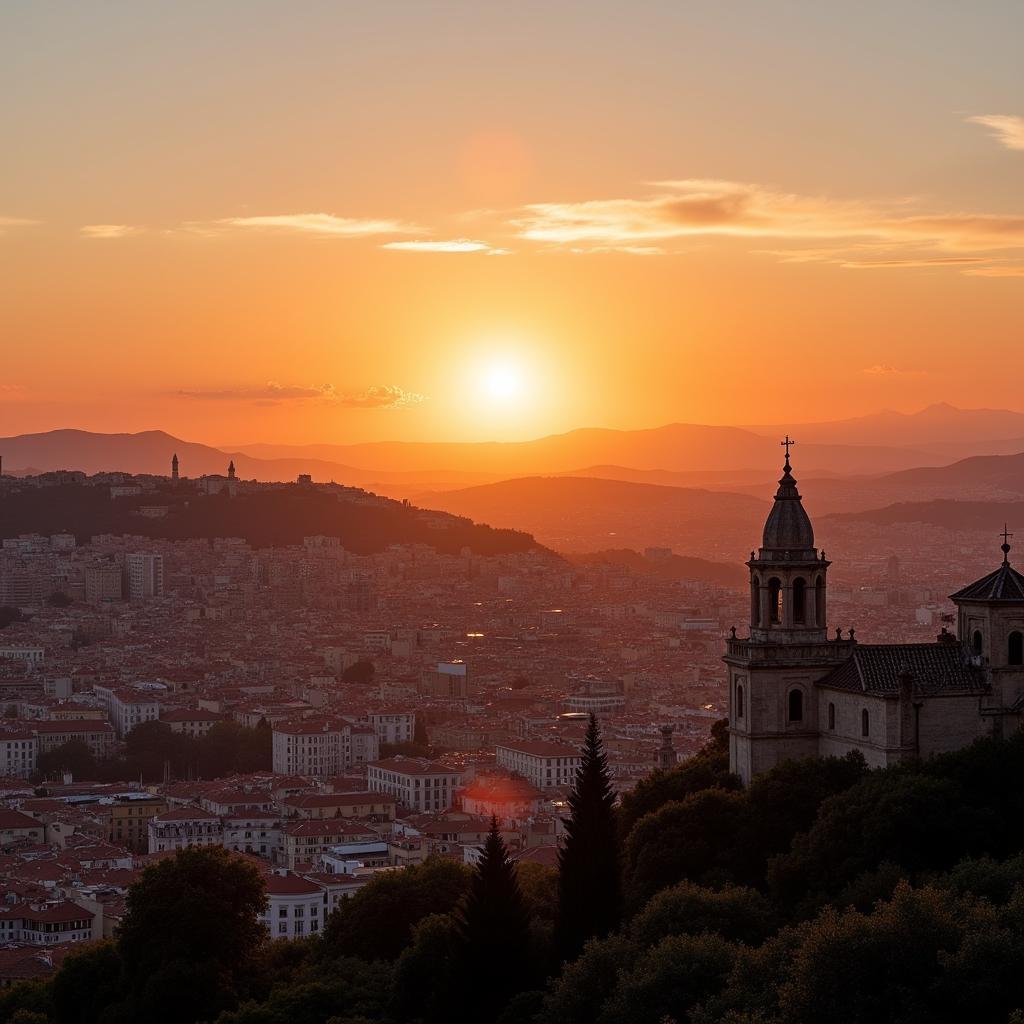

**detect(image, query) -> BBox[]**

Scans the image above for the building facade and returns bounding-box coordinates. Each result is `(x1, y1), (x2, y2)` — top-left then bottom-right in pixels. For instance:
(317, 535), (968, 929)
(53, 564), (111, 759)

(727, 444), (1010, 785)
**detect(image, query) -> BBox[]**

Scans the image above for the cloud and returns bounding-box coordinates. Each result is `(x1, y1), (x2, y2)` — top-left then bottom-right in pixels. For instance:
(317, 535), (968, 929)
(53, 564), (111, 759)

(962, 265), (1024, 278)
(217, 213), (420, 237)
(80, 224), (141, 239)
(967, 114), (1024, 152)
(381, 238), (509, 254)
(0, 217), (38, 234)
(838, 256), (990, 269)
(510, 179), (1024, 263)
(336, 384), (425, 408)
(862, 365), (925, 377)
(177, 381), (425, 408)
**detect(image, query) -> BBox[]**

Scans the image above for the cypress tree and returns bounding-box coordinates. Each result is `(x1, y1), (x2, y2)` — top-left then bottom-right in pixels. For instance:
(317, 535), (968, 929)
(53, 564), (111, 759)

(556, 713), (621, 961)
(457, 816), (533, 1019)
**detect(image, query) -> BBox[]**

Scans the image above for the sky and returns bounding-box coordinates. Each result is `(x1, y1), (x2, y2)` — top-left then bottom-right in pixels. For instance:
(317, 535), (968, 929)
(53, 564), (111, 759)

(2, 1), (1024, 445)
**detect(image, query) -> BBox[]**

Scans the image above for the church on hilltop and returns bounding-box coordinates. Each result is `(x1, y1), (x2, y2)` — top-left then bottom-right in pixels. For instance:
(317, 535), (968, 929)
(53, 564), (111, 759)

(725, 439), (1024, 785)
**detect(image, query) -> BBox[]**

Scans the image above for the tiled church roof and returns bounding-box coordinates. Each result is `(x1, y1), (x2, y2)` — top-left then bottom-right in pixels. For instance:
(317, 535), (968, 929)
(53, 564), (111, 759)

(817, 643), (985, 696)
(950, 562), (1024, 603)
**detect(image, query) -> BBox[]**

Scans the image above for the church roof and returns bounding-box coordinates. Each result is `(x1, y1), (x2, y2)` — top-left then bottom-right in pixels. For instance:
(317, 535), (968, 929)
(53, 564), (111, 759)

(761, 456), (815, 553)
(816, 643), (984, 697)
(950, 561), (1024, 603)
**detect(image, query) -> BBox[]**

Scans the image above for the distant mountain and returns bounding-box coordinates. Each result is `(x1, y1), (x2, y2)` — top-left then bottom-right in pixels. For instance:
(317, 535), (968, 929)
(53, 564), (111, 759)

(748, 403), (1024, 450)
(420, 475), (768, 556)
(234, 425), (943, 477)
(565, 548), (745, 587)
(825, 499), (1024, 532)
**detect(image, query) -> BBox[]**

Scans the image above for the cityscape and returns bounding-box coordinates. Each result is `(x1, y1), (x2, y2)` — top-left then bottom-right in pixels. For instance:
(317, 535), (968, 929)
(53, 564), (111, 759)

(4, 3), (1024, 1023)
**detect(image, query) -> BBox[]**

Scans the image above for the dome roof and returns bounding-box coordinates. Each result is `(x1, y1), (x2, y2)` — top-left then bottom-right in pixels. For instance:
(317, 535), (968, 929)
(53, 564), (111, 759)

(950, 538), (1024, 602)
(761, 459), (815, 553)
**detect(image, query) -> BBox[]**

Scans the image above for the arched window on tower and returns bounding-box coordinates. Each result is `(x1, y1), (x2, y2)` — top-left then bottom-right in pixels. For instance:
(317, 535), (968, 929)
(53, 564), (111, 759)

(769, 578), (783, 624)
(788, 688), (803, 723)
(1010, 632), (1023, 666)
(736, 684), (745, 720)
(751, 576), (761, 628)
(793, 578), (807, 624)
(828, 702), (836, 730)
(973, 630), (984, 657)
(815, 575), (826, 628)
(861, 708), (870, 737)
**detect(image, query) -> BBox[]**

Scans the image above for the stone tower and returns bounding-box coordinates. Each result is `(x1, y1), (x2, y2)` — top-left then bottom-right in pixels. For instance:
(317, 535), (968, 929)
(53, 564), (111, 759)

(950, 527), (1024, 733)
(171, 452), (179, 484)
(227, 460), (236, 480)
(657, 725), (677, 771)
(725, 438), (856, 784)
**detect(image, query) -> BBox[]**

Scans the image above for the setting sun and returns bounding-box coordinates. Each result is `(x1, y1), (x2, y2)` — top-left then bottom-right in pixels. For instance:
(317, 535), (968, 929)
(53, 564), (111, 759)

(480, 360), (526, 403)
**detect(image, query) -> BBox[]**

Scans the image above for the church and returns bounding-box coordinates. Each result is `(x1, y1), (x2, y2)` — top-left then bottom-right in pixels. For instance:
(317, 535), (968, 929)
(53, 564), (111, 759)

(725, 440), (1024, 785)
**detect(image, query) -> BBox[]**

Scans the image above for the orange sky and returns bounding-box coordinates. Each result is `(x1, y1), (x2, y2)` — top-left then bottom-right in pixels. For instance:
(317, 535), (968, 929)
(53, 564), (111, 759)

(2, 3), (1024, 445)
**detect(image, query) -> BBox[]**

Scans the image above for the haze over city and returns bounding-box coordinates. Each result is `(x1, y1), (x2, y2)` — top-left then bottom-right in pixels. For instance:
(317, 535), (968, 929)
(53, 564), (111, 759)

(4, 5), (1024, 1024)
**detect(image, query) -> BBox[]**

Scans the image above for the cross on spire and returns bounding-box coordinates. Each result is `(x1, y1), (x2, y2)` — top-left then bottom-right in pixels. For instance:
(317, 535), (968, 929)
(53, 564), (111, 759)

(1001, 524), (1013, 563)
(781, 435), (795, 467)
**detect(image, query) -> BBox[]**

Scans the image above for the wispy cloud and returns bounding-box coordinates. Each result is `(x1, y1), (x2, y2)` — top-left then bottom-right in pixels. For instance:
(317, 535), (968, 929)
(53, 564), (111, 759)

(381, 238), (509, 254)
(0, 217), (38, 234)
(80, 224), (141, 239)
(839, 256), (990, 269)
(967, 114), (1024, 152)
(217, 213), (420, 238)
(511, 179), (1024, 264)
(963, 265), (1024, 278)
(177, 381), (425, 409)
(862, 365), (925, 377)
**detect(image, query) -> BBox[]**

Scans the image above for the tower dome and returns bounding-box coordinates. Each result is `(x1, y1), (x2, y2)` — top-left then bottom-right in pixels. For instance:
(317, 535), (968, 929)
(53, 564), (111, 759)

(761, 441), (814, 555)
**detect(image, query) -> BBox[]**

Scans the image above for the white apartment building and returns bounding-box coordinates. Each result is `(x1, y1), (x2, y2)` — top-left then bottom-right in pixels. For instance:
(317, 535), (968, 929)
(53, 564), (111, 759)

(148, 806), (225, 853)
(0, 647), (44, 666)
(263, 871), (328, 939)
(93, 684), (163, 738)
(125, 552), (164, 599)
(0, 731), (38, 778)
(367, 710), (416, 745)
(367, 757), (464, 813)
(494, 741), (582, 790)
(272, 718), (380, 777)
(0, 901), (96, 945)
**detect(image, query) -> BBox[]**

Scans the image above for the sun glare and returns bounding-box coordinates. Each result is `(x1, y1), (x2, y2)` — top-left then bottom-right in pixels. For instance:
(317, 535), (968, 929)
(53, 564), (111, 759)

(480, 360), (525, 402)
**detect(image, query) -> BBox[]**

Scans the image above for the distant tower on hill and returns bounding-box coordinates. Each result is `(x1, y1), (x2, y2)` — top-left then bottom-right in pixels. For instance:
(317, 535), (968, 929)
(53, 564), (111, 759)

(171, 453), (179, 484)
(227, 460), (236, 480)
(657, 725), (677, 771)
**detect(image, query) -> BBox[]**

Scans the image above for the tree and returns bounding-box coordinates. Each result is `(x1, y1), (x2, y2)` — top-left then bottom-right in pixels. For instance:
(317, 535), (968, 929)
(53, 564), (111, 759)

(123, 720), (194, 782)
(455, 818), (535, 1021)
(556, 714), (621, 961)
(115, 845), (267, 1022)
(52, 940), (122, 1024)
(342, 660), (375, 684)
(617, 718), (738, 837)
(321, 856), (472, 961)
(34, 740), (97, 782)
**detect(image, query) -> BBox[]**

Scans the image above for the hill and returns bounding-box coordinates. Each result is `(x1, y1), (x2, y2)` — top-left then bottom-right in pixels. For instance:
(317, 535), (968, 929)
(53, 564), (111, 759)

(825, 498), (1024, 531)
(564, 547), (745, 587)
(421, 475), (768, 556)
(0, 481), (544, 556)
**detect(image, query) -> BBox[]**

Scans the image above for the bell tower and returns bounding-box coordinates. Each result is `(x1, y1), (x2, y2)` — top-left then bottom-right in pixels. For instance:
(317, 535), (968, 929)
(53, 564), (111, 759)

(725, 438), (856, 784)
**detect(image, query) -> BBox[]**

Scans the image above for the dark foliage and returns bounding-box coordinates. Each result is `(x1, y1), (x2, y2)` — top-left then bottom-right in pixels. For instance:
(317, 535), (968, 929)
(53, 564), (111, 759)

(556, 715), (621, 961)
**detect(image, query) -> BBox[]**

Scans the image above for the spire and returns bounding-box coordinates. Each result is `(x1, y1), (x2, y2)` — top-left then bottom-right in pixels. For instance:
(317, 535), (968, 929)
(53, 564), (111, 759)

(1002, 524), (1013, 565)
(760, 435), (815, 554)
(227, 460), (236, 480)
(171, 453), (179, 483)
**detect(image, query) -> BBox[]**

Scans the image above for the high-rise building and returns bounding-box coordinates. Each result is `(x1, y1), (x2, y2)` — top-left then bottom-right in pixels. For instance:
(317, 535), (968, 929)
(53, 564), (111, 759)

(84, 563), (123, 605)
(125, 553), (164, 599)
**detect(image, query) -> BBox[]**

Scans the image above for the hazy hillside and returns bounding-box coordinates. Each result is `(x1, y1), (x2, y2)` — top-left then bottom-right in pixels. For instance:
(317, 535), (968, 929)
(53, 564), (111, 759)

(0, 482), (544, 556)
(565, 547), (745, 587)
(233, 423), (942, 476)
(422, 475), (768, 556)
(826, 499), (1024, 531)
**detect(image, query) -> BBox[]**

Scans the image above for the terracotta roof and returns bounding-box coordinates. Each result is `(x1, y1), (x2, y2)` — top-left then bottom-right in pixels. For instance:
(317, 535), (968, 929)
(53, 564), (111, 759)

(817, 643), (985, 696)
(951, 560), (1024, 602)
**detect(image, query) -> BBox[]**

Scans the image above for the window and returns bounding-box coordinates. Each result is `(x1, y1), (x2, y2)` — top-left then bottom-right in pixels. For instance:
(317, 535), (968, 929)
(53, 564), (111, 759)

(1010, 632), (1023, 666)
(973, 630), (984, 656)
(769, 578), (783, 624)
(861, 709), (870, 737)
(815, 576), (825, 628)
(751, 576), (761, 626)
(793, 578), (806, 624)
(736, 684), (744, 720)
(788, 689), (803, 723)
(828, 702), (835, 730)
